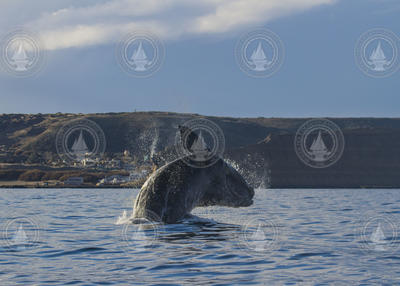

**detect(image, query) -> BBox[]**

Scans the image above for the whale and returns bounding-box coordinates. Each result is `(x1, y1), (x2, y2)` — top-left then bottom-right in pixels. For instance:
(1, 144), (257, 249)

(133, 157), (254, 223)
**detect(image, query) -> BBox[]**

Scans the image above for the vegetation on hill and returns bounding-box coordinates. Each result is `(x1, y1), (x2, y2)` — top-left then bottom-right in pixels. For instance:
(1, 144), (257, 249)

(0, 112), (400, 188)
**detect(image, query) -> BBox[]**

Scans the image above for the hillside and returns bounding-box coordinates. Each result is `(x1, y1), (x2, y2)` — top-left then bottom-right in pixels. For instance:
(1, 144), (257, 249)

(1, 112), (400, 188)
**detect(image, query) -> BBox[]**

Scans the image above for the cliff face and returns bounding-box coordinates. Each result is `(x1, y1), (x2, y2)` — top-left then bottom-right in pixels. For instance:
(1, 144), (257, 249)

(1, 112), (400, 188)
(225, 129), (400, 188)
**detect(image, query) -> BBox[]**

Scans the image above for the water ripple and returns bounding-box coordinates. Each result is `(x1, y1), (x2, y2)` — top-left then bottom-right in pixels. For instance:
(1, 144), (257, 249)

(0, 188), (399, 285)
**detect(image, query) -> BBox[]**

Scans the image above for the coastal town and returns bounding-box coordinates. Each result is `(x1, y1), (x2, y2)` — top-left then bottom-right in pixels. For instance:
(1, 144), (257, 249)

(0, 152), (154, 188)
(0, 133), (155, 188)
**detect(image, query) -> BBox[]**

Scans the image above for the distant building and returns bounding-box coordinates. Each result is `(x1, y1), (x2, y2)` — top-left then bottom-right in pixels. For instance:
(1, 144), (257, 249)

(64, 177), (84, 186)
(98, 174), (128, 185)
(97, 170), (149, 186)
(107, 159), (121, 169)
(81, 158), (97, 167)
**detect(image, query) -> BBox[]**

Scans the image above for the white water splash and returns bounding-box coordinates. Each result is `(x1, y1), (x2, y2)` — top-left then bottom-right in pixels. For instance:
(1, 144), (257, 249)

(135, 122), (159, 162)
(149, 127), (159, 159)
(225, 158), (271, 189)
(225, 159), (241, 172)
(257, 169), (271, 190)
(116, 210), (132, 225)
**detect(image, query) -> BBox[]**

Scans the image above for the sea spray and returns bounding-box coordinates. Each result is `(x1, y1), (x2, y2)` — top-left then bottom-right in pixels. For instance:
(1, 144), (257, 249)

(116, 210), (132, 225)
(123, 119), (160, 165)
(225, 157), (271, 189)
(149, 127), (159, 159)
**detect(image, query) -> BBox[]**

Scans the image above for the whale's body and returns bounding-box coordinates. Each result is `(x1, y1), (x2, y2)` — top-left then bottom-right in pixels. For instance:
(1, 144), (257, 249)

(133, 157), (254, 223)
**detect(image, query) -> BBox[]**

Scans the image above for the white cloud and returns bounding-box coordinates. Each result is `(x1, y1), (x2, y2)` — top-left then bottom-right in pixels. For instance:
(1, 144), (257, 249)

(13, 0), (336, 50)
(192, 0), (335, 33)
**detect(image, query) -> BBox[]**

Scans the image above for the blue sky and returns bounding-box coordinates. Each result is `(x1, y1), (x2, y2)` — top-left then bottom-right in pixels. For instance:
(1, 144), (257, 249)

(0, 0), (399, 117)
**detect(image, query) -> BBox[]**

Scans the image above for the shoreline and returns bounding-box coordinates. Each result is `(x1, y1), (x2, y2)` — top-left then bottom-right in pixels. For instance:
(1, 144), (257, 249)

(2, 113), (400, 189)
(0, 184), (398, 189)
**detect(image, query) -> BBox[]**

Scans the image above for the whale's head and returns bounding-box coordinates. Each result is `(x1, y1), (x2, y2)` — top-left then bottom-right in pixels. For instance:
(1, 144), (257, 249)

(133, 156), (255, 223)
(199, 159), (254, 208)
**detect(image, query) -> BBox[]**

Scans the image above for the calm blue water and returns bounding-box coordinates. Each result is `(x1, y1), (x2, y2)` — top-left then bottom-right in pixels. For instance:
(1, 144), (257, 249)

(1, 188), (400, 285)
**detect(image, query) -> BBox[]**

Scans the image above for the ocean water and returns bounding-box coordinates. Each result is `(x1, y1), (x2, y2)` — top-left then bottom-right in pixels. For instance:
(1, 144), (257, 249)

(0, 188), (399, 285)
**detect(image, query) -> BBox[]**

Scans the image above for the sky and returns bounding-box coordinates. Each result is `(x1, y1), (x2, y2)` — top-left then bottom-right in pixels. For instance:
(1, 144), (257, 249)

(0, 0), (399, 117)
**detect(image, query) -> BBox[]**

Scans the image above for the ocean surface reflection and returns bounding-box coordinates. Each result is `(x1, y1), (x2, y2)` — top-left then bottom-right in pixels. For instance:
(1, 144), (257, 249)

(0, 188), (400, 285)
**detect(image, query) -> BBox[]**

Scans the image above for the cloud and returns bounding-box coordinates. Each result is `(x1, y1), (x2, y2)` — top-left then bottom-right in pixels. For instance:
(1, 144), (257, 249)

(17, 0), (336, 50)
(192, 0), (335, 33)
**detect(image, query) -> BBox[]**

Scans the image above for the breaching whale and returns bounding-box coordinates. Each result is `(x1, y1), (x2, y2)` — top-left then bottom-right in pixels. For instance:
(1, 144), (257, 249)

(133, 157), (254, 223)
